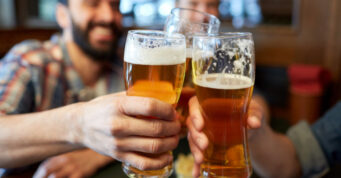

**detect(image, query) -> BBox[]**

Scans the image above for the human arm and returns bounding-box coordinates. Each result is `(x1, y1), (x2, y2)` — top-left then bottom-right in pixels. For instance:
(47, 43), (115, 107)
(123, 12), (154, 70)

(187, 96), (301, 178)
(0, 93), (181, 170)
(248, 120), (301, 178)
(0, 103), (82, 168)
(247, 96), (302, 177)
(33, 149), (113, 178)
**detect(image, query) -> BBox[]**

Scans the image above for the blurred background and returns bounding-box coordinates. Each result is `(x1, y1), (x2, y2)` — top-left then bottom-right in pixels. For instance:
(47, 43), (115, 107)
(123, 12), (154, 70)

(0, 0), (341, 177)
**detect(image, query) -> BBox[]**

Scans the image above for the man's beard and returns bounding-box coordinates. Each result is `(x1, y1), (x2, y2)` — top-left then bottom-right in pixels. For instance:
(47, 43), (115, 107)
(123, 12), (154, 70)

(71, 19), (123, 63)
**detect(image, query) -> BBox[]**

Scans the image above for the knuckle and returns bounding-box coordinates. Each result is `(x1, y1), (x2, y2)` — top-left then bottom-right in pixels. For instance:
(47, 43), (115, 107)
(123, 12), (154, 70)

(167, 106), (175, 117)
(107, 149), (117, 159)
(136, 160), (149, 171)
(163, 103), (173, 115)
(144, 99), (157, 115)
(115, 96), (126, 113)
(169, 136), (180, 150)
(150, 139), (162, 153)
(112, 151), (123, 162)
(175, 120), (181, 133)
(63, 156), (71, 162)
(112, 139), (122, 150)
(173, 135), (180, 147)
(135, 157), (169, 171)
(137, 161), (163, 171)
(152, 121), (163, 136)
(111, 119), (125, 136)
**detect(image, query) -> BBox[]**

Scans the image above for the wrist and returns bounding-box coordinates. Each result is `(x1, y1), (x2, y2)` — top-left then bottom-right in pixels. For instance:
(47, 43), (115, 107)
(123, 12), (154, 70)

(64, 102), (86, 149)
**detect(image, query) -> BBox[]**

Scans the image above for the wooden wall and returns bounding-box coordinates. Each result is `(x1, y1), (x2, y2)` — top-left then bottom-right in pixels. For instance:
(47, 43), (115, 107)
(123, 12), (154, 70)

(220, 0), (341, 119)
(218, 0), (341, 82)
(0, 29), (57, 57)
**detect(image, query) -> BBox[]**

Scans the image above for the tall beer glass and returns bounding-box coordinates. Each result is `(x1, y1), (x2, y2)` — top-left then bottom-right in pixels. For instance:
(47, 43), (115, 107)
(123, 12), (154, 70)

(123, 30), (186, 178)
(164, 8), (220, 134)
(192, 33), (255, 178)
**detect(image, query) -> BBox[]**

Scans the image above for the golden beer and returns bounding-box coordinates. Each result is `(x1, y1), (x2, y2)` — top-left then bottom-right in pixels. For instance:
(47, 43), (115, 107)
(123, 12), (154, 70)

(176, 55), (196, 135)
(124, 62), (185, 105)
(123, 30), (186, 178)
(195, 74), (253, 178)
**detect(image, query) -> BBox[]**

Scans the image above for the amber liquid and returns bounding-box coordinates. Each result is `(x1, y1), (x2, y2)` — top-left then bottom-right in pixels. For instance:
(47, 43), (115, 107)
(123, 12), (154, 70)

(176, 57), (195, 135)
(123, 61), (186, 177)
(195, 75), (253, 178)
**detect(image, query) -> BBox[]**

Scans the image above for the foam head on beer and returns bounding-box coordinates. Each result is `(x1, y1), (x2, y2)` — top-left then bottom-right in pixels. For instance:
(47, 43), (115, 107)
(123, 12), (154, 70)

(192, 33), (255, 86)
(124, 30), (186, 65)
(124, 30), (187, 105)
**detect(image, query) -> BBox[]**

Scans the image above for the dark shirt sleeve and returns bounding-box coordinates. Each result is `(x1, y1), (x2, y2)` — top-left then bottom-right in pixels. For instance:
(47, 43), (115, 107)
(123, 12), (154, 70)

(311, 102), (341, 167)
(287, 101), (341, 178)
(287, 121), (330, 178)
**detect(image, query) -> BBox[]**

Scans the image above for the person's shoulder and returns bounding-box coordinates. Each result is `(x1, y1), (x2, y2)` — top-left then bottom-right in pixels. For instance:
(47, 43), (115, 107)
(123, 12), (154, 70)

(1, 34), (64, 67)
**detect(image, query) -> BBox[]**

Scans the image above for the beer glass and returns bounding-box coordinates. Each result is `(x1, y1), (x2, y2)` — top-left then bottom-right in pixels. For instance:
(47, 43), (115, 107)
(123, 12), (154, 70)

(192, 33), (255, 178)
(164, 8), (220, 134)
(123, 30), (186, 178)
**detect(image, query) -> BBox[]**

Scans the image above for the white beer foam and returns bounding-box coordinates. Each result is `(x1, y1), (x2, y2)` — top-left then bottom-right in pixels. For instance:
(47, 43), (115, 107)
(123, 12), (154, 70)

(194, 74), (253, 90)
(124, 44), (186, 65)
(192, 50), (214, 61)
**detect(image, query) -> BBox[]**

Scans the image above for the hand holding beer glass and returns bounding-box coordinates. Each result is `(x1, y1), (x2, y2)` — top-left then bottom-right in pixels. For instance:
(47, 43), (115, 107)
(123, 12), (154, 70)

(164, 8), (220, 134)
(191, 33), (255, 177)
(123, 30), (186, 178)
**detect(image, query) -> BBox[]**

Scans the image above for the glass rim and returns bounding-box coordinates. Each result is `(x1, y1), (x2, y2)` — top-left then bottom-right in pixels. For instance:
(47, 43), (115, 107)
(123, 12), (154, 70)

(193, 32), (253, 39)
(128, 30), (185, 40)
(169, 7), (221, 26)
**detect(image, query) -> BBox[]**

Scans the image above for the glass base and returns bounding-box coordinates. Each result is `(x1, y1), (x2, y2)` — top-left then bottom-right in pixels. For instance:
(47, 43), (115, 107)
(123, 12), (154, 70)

(122, 163), (173, 178)
(201, 164), (252, 178)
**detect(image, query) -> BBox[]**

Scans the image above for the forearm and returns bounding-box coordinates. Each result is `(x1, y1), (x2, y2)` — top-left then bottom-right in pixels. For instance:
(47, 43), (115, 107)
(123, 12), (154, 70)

(249, 124), (301, 178)
(0, 103), (84, 168)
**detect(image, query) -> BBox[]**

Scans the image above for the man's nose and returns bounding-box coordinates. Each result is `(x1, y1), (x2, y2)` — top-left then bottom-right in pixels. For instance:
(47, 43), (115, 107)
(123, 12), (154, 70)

(197, 4), (208, 16)
(97, 2), (117, 23)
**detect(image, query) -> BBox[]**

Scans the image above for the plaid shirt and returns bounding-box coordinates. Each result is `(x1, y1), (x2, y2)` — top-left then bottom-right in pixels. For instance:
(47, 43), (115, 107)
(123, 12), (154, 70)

(0, 34), (124, 116)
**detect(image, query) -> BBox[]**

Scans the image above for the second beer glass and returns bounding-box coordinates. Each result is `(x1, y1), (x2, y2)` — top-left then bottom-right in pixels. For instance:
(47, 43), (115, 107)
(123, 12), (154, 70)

(192, 33), (255, 178)
(164, 8), (220, 134)
(123, 30), (186, 178)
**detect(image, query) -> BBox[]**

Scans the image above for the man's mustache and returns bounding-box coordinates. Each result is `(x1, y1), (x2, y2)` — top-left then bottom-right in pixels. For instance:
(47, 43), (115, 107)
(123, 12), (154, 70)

(87, 22), (122, 36)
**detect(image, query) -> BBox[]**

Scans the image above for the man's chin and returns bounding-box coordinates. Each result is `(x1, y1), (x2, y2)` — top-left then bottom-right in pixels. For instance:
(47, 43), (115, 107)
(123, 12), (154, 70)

(90, 35), (115, 44)
(91, 44), (112, 53)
